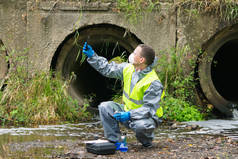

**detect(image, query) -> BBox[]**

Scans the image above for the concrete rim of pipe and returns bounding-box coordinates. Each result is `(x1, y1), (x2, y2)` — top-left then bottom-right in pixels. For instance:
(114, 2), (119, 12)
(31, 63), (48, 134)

(198, 24), (238, 117)
(0, 41), (8, 90)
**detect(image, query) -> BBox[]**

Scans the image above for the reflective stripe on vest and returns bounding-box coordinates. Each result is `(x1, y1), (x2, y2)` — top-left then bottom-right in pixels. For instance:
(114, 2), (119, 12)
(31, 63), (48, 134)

(122, 64), (164, 117)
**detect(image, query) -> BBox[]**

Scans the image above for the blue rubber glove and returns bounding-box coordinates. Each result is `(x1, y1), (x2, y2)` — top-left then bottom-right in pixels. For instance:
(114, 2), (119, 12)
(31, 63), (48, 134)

(113, 112), (130, 122)
(82, 42), (94, 58)
(115, 142), (121, 150)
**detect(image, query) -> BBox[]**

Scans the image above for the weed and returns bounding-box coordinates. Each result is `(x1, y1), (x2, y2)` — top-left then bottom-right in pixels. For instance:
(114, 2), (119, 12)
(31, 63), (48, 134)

(176, 0), (238, 22)
(156, 46), (195, 100)
(156, 46), (208, 121)
(116, 0), (160, 24)
(0, 48), (91, 126)
(115, 0), (238, 24)
(0, 71), (92, 126)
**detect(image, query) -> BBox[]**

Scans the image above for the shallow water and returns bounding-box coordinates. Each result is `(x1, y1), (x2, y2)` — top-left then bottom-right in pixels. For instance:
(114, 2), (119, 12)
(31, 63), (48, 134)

(0, 116), (238, 158)
(184, 109), (238, 140)
(184, 119), (238, 140)
(0, 121), (104, 158)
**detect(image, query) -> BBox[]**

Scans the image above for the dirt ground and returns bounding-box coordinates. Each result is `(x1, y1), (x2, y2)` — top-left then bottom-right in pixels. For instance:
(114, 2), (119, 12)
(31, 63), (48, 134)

(2, 121), (237, 159)
(54, 135), (238, 159)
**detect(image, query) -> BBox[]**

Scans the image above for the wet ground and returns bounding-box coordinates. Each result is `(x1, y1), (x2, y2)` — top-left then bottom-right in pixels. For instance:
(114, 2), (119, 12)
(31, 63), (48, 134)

(0, 118), (238, 159)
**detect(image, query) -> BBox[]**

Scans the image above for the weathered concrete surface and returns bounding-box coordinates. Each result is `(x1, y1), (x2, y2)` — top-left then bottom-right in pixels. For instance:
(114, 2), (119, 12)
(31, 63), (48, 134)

(0, 0), (28, 83)
(0, 0), (27, 54)
(25, 0), (176, 72)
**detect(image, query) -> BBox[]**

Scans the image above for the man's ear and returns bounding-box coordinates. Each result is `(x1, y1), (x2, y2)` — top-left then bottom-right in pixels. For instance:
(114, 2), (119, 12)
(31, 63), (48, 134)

(140, 57), (146, 64)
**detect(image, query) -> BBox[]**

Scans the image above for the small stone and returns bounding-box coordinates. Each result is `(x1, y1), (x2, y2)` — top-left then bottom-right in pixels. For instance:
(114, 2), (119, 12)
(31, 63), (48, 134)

(216, 137), (222, 144)
(191, 124), (199, 130)
(185, 126), (192, 130)
(171, 123), (178, 129)
(227, 138), (233, 143)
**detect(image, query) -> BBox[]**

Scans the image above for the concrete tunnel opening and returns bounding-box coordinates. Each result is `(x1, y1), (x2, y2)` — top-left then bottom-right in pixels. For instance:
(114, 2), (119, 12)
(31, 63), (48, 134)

(211, 39), (238, 104)
(51, 24), (142, 107)
(198, 27), (238, 117)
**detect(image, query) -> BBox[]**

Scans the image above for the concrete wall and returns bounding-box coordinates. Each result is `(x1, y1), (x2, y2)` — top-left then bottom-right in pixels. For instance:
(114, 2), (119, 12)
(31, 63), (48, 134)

(0, 0), (234, 72)
(0, 0), (177, 72)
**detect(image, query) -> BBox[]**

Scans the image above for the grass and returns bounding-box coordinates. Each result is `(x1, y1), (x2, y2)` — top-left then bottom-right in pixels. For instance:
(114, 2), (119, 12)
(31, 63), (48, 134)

(0, 47), (91, 126)
(175, 0), (238, 22)
(114, 0), (238, 24)
(116, 0), (160, 24)
(0, 71), (92, 126)
(156, 46), (213, 121)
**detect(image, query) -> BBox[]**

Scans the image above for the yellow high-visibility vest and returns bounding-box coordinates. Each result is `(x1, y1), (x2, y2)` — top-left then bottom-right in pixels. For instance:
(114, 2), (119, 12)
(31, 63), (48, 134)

(122, 64), (164, 117)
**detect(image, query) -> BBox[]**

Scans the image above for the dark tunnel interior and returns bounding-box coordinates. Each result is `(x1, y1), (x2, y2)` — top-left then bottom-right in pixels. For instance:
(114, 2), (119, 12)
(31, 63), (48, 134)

(211, 39), (238, 103)
(64, 40), (130, 107)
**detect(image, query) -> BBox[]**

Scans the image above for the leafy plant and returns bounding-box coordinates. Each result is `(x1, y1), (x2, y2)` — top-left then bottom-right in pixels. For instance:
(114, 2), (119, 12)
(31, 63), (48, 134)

(161, 95), (204, 122)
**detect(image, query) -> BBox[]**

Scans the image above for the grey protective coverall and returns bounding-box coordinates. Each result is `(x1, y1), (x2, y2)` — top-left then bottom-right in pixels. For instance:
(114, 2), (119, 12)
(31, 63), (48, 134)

(87, 53), (164, 146)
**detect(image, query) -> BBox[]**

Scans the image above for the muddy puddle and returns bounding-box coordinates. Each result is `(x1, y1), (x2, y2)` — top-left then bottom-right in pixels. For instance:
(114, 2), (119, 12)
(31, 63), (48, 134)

(0, 115), (238, 158)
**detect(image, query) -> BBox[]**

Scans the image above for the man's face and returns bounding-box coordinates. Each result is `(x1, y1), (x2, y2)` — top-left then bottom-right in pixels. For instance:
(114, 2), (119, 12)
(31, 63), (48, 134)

(131, 46), (144, 65)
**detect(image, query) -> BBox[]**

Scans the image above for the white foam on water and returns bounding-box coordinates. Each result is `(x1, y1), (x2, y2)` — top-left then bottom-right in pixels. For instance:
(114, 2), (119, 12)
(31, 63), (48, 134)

(232, 109), (238, 119)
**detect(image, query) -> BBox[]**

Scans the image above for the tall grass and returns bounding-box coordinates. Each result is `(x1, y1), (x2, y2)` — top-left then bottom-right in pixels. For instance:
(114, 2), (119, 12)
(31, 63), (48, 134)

(156, 46), (212, 121)
(156, 46), (196, 101)
(176, 0), (238, 22)
(0, 48), (91, 126)
(115, 0), (238, 24)
(0, 71), (91, 126)
(116, 0), (159, 24)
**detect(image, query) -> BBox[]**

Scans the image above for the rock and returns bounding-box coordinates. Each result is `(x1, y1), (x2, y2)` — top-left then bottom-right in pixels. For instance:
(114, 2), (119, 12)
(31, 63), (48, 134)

(185, 124), (199, 131)
(191, 124), (199, 130)
(171, 123), (179, 129)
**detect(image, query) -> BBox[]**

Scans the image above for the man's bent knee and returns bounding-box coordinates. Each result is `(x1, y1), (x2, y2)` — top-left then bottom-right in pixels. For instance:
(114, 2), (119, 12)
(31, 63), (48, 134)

(133, 119), (155, 134)
(98, 101), (112, 111)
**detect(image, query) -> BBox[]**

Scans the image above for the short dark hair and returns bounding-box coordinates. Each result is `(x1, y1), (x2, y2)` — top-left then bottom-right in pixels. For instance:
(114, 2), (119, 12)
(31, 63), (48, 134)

(138, 44), (155, 66)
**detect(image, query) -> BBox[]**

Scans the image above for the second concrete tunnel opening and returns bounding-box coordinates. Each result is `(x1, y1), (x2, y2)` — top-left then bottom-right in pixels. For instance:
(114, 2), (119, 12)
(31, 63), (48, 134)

(211, 39), (238, 103)
(198, 25), (238, 116)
